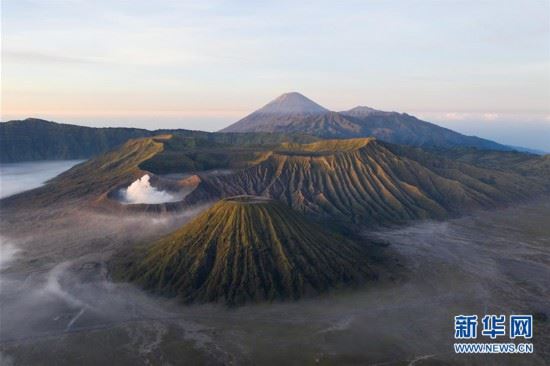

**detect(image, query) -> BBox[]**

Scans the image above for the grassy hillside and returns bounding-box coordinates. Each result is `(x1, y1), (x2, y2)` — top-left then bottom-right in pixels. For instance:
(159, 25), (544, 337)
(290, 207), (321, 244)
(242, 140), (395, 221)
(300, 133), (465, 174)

(0, 119), (153, 162)
(138, 136), (273, 174)
(426, 147), (550, 178)
(0, 134), (294, 207)
(3, 135), (548, 228)
(0, 135), (167, 207)
(112, 196), (374, 305)
(0, 118), (317, 163)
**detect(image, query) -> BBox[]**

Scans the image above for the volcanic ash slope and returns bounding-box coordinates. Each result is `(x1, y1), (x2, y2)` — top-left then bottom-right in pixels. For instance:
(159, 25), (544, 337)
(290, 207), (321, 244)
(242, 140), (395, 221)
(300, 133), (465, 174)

(115, 196), (375, 305)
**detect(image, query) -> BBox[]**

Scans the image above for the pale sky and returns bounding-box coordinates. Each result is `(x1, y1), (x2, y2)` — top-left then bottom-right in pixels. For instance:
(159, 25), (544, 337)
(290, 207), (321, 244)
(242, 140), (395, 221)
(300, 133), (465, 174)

(2, 0), (550, 150)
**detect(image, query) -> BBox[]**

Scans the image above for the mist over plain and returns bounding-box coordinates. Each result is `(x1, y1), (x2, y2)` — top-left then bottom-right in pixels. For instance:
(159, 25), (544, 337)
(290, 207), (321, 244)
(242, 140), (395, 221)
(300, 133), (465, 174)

(1, 182), (548, 365)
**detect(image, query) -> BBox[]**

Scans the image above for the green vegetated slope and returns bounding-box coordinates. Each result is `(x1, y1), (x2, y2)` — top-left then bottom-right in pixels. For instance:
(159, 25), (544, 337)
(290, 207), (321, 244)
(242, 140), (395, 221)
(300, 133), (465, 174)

(0, 136), (167, 207)
(0, 119), (153, 162)
(0, 133), (313, 207)
(138, 135), (274, 174)
(157, 129), (317, 147)
(3, 133), (547, 227)
(113, 196), (374, 305)
(428, 147), (550, 178)
(0, 118), (317, 163)
(186, 138), (548, 225)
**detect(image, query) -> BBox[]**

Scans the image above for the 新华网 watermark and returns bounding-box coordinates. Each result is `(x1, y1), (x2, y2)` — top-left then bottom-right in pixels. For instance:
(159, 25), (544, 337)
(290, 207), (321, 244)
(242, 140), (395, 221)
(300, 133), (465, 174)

(453, 314), (534, 354)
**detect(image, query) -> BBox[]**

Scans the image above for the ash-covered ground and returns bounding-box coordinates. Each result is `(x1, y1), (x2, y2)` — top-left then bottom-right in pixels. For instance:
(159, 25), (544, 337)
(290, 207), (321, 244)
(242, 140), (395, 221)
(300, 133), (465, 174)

(1, 197), (549, 365)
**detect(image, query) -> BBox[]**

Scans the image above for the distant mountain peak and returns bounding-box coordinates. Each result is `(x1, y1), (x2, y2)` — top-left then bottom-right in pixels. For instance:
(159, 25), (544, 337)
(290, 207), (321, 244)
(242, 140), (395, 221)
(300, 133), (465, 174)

(348, 106), (377, 112)
(341, 106), (384, 117)
(220, 92), (329, 132)
(220, 95), (509, 152)
(257, 92), (329, 115)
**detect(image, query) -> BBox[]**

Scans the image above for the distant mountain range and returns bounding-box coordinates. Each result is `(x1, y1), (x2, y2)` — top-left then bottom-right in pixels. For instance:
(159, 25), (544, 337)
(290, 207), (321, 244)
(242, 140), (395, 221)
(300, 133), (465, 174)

(1, 93), (541, 163)
(221, 92), (513, 151)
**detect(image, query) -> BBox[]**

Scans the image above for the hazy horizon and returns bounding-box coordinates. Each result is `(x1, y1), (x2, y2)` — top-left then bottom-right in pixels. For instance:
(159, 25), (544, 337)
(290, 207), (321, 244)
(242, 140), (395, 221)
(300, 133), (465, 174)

(2, 0), (550, 150)
(3, 94), (549, 152)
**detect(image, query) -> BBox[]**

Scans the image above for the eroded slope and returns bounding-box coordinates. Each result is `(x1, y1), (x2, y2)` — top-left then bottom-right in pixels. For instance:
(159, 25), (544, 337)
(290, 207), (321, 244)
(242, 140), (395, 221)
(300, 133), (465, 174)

(114, 196), (374, 305)
(185, 139), (546, 225)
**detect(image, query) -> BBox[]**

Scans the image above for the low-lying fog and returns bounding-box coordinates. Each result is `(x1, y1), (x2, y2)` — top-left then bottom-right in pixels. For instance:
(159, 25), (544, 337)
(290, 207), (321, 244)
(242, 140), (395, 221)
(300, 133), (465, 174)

(1, 201), (548, 365)
(0, 163), (549, 365)
(0, 160), (82, 199)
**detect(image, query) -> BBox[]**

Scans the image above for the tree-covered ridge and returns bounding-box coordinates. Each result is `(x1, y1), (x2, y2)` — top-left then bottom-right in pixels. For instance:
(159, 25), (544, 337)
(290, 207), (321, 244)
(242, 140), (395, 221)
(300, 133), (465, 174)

(0, 118), (318, 163)
(0, 118), (153, 162)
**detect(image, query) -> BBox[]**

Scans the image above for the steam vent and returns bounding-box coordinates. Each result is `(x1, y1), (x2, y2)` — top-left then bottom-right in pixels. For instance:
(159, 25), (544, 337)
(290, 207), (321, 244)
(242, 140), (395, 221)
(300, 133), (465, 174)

(116, 195), (374, 305)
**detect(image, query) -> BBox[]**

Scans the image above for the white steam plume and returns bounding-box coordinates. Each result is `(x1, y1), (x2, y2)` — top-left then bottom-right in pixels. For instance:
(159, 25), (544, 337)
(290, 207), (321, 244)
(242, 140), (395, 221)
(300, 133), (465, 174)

(0, 237), (20, 270)
(123, 174), (178, 204)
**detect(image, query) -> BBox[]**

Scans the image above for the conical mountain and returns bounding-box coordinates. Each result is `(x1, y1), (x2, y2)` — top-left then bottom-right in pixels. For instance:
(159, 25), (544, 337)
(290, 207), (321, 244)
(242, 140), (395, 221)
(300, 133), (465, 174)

(256, 92), (328, 114)
(117, 196), (374, 305)
(220, 93), (511, 150)
(220, 92), (329, 132)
